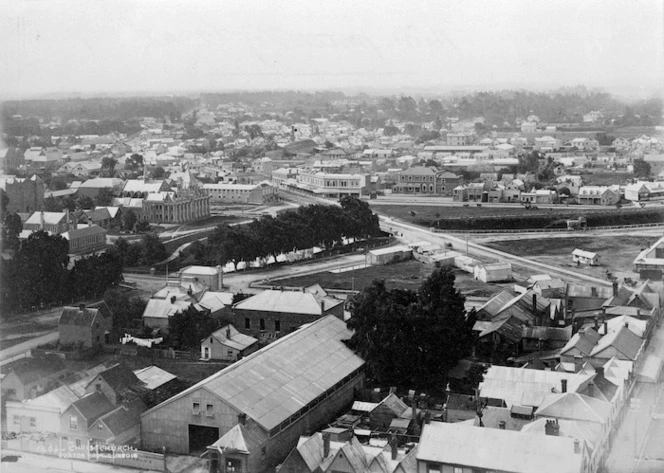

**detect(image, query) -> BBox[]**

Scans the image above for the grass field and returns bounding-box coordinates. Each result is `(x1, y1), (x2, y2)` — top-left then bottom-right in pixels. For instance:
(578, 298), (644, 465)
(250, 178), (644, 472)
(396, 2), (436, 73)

(484, 235), (656, 281)
(272, 260), (503, 298)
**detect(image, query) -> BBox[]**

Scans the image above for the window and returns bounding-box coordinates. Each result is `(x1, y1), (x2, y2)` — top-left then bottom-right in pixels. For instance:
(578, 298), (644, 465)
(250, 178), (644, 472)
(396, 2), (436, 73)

(30, 417), (36, 428)
(260, 319), (265, 330)
(193, 402), (200, 415)
(426, 463), (441, 473)
(244, 318), (251, 329)
(275, 319), (281, 332)
(69, 416), (78, 431)
(13, 416), (19, 427)
(227, 349), (233, 357)
(206, 404), (214, 417)
(76, 439), (81, 448)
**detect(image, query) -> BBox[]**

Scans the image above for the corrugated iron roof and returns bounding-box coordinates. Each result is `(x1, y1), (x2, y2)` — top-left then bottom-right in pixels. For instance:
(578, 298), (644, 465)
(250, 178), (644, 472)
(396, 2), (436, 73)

(417, 422), (584, 473)
(141, 316), (364, 432)
(234, 289), (342, 316)
(536, 393), (611, 424)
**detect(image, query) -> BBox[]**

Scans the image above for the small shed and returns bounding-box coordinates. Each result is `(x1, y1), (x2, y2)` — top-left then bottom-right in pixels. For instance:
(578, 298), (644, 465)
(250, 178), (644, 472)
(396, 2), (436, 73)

(365, 245), (412, 266)
(200, 324), (259, 361)
(572, 249), (599, 266)
(474, 262), (512, 282)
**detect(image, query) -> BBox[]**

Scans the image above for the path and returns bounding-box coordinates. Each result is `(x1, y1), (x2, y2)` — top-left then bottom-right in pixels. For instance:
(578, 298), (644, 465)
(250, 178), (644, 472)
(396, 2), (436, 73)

(0, 331), (59, 363)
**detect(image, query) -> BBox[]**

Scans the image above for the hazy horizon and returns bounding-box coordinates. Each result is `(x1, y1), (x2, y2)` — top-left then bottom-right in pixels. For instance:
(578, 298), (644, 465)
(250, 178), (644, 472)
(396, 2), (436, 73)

(2, 0), (663, 102)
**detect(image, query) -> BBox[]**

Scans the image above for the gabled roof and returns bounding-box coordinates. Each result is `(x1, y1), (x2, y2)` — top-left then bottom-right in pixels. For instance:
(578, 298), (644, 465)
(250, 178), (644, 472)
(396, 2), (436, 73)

(417, 422), (584, 473)
(521, 418), (603, 452)
(4, 355), (66, 386)
(141, 316), (364, 432)
(205, 324), (258, 351)
(536, 392), (612, 424)
(590, 324), (643, 360)
(233, 289), (343, 316)
(59, 306), (102, 327)
(560, 328), (601, 356)
(478, 290), (517, 317)
(62, 225), (107, 241)
(88, 362), (141, 392)
(479, 315), (525, 343)
(25, 211), (67, 226)
(96, 406), (139, 436)
(375, 392), (409, 417)
(22, 385), (79, 413)
(70, 391), (114, 426)
(208, 423), (267, 454)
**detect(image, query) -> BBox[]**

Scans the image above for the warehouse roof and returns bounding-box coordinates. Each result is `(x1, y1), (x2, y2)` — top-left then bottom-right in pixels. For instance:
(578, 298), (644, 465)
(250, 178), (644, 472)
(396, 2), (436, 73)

(142, 315), (364, 432)
(233, 289), (342, 316)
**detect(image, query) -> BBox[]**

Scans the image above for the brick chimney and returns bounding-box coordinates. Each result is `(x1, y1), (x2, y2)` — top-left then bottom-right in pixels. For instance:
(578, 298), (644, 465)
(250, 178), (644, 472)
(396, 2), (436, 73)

(323, 432), (331, 458)
(226, 327), (231, 339)
(499, 420), (506, 430)
(545, 419), (560, 436)
(604, 321), (608, 334)
(574, 439), (581, 454)
(532, 294), (537, 313)
(390, 435), (398, 461)
(237, 413), (246, 425)
(587, 382), (594, 397)
(79, 303), (86, 311)
(612, 281), (618, 296)
(561, 379), (568, 393)
(320, 300), (325, 312)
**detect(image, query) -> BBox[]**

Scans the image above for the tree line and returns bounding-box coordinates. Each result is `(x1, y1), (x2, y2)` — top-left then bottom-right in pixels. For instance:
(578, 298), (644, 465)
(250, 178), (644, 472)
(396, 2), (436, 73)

(1, 231), (123, 314)
(199, 197), (382, 269)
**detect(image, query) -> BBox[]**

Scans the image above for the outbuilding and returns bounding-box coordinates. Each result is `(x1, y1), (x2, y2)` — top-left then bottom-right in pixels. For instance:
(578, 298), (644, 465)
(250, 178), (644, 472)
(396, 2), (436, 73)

(365, 245), (412, 266)
(572, 249), (599, 266)
(474, 262), (512, 282)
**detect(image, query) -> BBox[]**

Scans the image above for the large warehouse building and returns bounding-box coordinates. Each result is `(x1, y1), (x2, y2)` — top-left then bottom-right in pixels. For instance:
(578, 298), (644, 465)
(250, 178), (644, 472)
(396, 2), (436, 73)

(140, 315), (365, 473)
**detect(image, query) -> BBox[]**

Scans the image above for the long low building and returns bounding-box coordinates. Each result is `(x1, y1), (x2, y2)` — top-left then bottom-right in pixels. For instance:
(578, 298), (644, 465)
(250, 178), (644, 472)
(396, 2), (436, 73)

(202, 181), (278, 204)
(140, 315), (365, 473)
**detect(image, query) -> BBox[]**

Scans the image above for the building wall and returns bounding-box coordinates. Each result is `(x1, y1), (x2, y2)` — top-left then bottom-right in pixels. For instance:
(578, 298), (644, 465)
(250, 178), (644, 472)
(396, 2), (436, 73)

(68, 232), (107, 255)
(59, 324), (94, 347)
(90, 420), (140, 446)
(233, 306), (344, 338)
(60, 406), (91, 449)
(1, 370), (67, 402)
(201, 338), (241, 361)
(5, 403), (61, 433)
(84, 377), (119, 405)
(141, 388), (243, 454)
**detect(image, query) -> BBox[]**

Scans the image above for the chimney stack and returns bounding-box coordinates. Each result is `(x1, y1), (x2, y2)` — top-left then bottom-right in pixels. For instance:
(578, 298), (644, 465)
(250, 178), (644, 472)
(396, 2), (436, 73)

(237, 413), (247, 425)
(320, 300), (325, 312)
(594, 317), (599, 330)
(545, 419), (560, 436)
(390, 434), (398, 461)
(226, 328), (231, 339)
(532, 294), (537, 314)
(637, 308), (641, 318)
(79, 303), (86, 311)
(323, 432), (331, 458)
(603, 321), (608, 334)
(595, 366), (604, 379)
(499, 421), (506, 430)
(216, 265), (223, 291)
(574, 439), (581, 454)
(561, 379), (568, 393)
(389, 386), (397, 394)
(587, 382), (594, 397)
(612, 281), (618, 296)
(171, 296), (176, 304)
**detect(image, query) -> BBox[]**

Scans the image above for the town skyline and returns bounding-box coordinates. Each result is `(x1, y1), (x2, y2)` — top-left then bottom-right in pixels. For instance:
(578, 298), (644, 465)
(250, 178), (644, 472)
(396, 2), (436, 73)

(1, 0), (663, 100)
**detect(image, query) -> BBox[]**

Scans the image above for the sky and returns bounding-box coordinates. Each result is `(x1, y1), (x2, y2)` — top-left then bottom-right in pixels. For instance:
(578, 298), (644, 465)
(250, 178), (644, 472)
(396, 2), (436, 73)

(1, 0), (663, 99)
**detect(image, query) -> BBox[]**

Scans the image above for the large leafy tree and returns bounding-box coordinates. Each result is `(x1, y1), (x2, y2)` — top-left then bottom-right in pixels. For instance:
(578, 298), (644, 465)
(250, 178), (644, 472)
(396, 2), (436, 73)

(168, 305), (218, 350)
(345, 267), (473, 389)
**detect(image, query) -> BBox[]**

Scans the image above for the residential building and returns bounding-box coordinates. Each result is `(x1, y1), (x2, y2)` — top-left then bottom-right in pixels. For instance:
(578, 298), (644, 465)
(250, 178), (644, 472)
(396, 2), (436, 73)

(6, 385), (79, 433)
(577, 186), (620, 206)
(1, 356), (69, 401)
(446, 133), (470, 146)
(366, 246), (413, 266)
(200, 324), (259, 361)
(88, 405), (141, 447)
(140, 315), (365, 473)
(82, 362), (143, 405)
(416, 422), (587, 473)
(24, 147), (63, 171)
(572, 249), (600, 266)
(77, 178), (125, 199)
(473, 262), (512, 283)
(232, 288), (344, 338)
(520, 188), (557, 204)
(22, 210), (75, 235)
(60, 391), (115, 450)
(534, 136), (561, 151)
(393, 167), (438, 194)
(59, 304), (112, 347)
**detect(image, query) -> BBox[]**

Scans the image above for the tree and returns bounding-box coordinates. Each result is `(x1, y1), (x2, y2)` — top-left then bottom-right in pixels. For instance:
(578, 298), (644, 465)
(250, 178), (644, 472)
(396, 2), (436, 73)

(152, 166), (166, 179)
(633, 159), (651, 178)
(135, 219), (151, 233)
(122, 209), (138, 231)
(78, 195), (95, 210)
(101, 157), (117, 177)
(345, 267), (472, 388)
(168, 305), (218, 350)
(383, 124), (400, 137)
(2, 212), (23, 250)
(95, 188), (114, 207)
(141, 233), (167, 266)
(103, 288), (147, 335)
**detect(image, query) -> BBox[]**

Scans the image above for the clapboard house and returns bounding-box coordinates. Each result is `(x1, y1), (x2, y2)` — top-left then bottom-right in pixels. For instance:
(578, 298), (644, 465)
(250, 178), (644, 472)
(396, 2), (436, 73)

(140, 316), (365, 473)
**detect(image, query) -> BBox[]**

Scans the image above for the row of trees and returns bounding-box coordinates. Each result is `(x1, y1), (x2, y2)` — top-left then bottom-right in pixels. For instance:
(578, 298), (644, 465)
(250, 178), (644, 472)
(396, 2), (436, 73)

(113, 234), (167, 267)
(201, 197), (382, 268)
(344, 267), (476, 389)
(1, 231), (123, 314)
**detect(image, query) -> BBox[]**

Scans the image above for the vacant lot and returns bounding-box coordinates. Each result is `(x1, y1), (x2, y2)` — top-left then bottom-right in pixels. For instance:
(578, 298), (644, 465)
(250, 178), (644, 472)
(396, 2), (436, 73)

(484, 235), (656, 281)
(272, 260), (503, 298)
